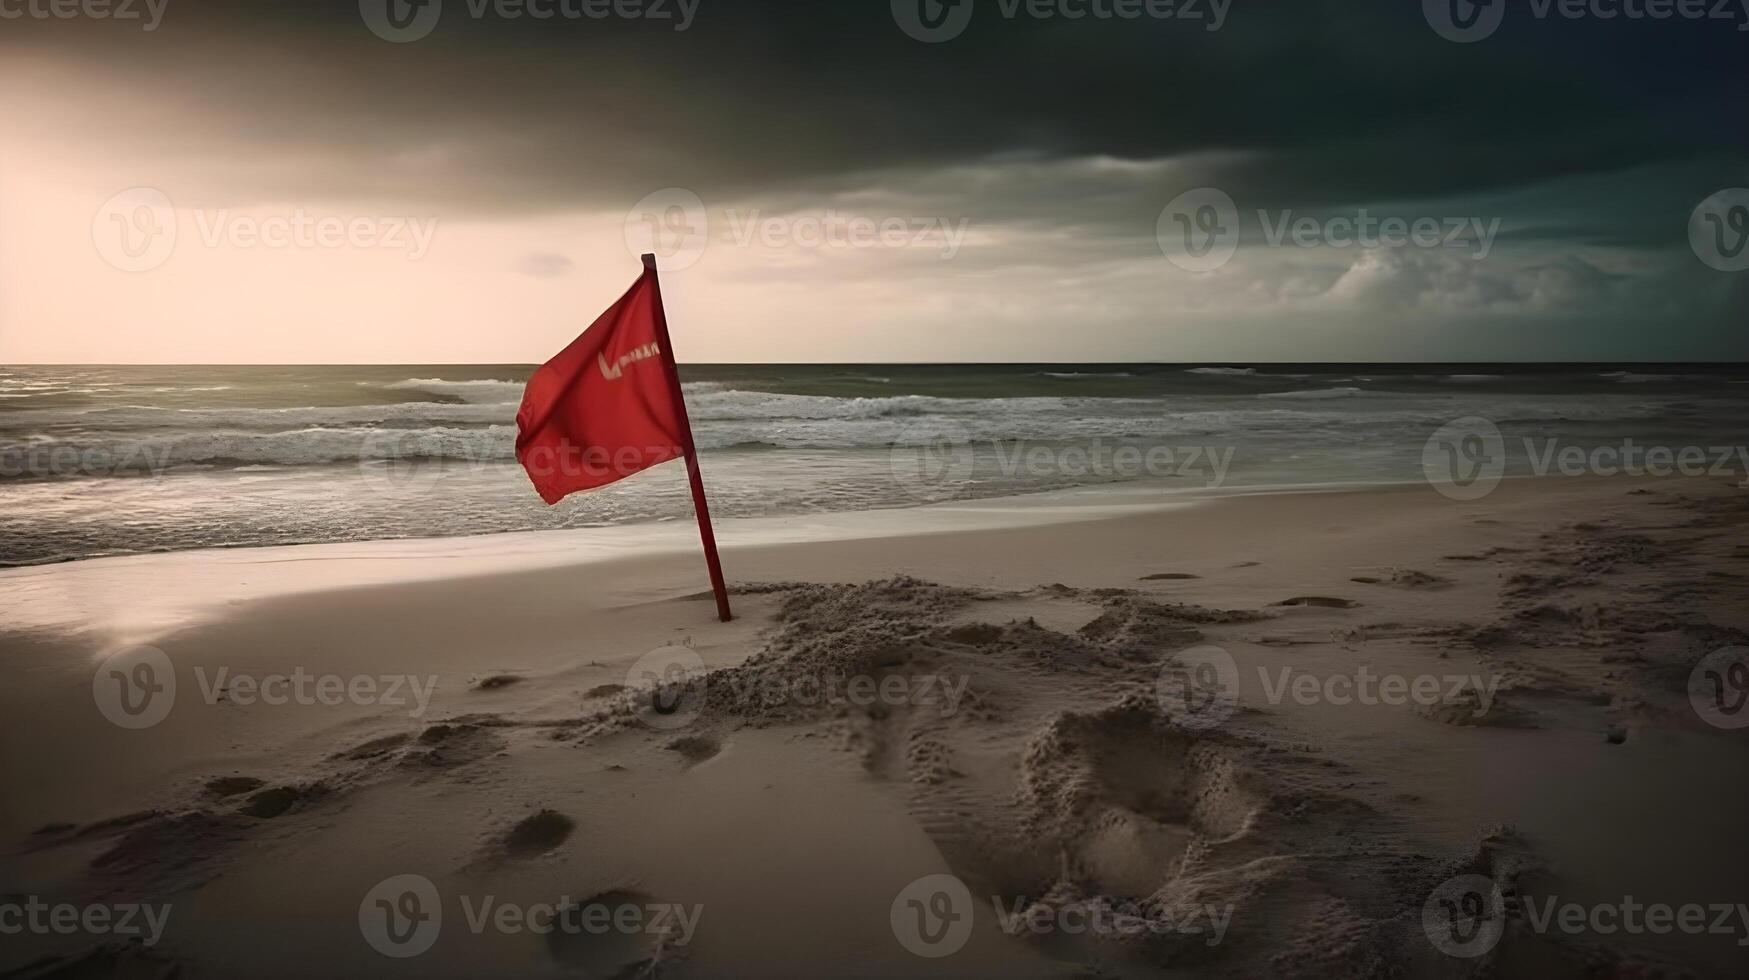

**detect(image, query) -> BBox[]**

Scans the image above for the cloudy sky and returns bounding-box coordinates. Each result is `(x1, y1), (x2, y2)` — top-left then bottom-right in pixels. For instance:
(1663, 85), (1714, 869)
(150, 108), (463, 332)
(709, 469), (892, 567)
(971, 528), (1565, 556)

(0, 0), (1744, 363)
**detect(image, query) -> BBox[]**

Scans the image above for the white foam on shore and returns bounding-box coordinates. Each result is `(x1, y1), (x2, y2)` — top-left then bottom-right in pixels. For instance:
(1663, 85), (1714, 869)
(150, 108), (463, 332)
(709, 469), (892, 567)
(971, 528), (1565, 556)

(0, 486), (1207, 640)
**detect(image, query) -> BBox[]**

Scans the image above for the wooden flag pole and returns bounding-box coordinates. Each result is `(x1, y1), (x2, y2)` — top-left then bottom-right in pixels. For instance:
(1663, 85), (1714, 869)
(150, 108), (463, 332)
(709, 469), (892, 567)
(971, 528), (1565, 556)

(642, 253), (732, 622)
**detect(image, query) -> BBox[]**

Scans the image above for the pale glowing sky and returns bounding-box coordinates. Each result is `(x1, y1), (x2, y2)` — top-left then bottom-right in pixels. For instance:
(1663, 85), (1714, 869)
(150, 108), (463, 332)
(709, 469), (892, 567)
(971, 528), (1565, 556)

(1, 2), (1743, 364)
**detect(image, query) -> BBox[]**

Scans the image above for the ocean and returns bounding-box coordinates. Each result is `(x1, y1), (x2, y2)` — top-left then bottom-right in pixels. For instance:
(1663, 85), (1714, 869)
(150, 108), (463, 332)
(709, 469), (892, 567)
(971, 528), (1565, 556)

(2, 363), (1746, 566)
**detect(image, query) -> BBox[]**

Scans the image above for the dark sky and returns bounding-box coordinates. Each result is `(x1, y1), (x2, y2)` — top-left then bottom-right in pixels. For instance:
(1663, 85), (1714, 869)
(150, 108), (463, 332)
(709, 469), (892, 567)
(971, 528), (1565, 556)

(1, 0), (1745, 361)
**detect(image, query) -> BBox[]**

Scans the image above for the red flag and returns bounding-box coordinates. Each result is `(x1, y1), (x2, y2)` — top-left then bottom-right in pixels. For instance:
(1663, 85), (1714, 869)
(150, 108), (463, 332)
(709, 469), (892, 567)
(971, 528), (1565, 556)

(515, 255), (731, 622)
(515, 265), (684, 504)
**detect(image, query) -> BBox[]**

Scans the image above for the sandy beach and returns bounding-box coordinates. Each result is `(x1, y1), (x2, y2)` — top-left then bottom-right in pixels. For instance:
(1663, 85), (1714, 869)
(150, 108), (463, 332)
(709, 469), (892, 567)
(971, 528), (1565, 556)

(3, 474), (1746, 978)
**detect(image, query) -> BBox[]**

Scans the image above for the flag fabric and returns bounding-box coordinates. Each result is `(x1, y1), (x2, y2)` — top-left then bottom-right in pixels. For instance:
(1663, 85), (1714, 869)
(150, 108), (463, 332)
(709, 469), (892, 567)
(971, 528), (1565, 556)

(514, 265), (688, 505)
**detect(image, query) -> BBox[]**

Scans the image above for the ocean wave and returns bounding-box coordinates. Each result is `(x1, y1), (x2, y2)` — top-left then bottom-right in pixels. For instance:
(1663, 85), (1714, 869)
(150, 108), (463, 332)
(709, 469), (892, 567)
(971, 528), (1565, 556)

(684, 390), (1069, 421)
(381, 377), (526, 403)
(0, 402), (515, 434)
(1599, 372), (1678, 384)
(0, 426), (520, 477)
(1256, 387), (1364, 400)
(1037, 371), (1135, 379)
(1184, 367), (1257, 376)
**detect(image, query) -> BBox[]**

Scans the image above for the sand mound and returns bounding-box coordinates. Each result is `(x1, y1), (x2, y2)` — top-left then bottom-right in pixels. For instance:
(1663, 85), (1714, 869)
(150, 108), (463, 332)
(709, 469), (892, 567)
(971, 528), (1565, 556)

(86, 811), (253, 894)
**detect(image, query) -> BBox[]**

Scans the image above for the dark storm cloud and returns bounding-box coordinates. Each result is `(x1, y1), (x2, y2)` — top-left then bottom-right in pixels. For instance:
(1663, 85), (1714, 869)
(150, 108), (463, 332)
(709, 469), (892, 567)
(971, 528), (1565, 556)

(4, 0), (1743, 216)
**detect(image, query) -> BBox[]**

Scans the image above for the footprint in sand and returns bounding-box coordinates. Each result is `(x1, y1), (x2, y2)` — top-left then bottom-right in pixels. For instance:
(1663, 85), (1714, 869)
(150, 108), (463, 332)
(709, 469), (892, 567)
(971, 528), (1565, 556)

(502, 809), (576, 857)
(546, 889), (683, 974)
(664, 734), (722, 765)
(1272, 596), (1360, 609)
(239, 784), (322, 819)
(1350, 569), (1450, 589)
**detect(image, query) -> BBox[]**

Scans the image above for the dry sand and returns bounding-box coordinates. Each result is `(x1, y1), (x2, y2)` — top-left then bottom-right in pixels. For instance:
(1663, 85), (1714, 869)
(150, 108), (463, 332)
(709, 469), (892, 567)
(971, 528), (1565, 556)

(2, 476), (1747, 978)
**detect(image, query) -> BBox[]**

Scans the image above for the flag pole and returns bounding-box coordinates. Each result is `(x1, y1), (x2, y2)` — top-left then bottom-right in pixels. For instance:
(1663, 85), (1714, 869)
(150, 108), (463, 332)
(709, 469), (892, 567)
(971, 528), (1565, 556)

(641, 253), (732, 622)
